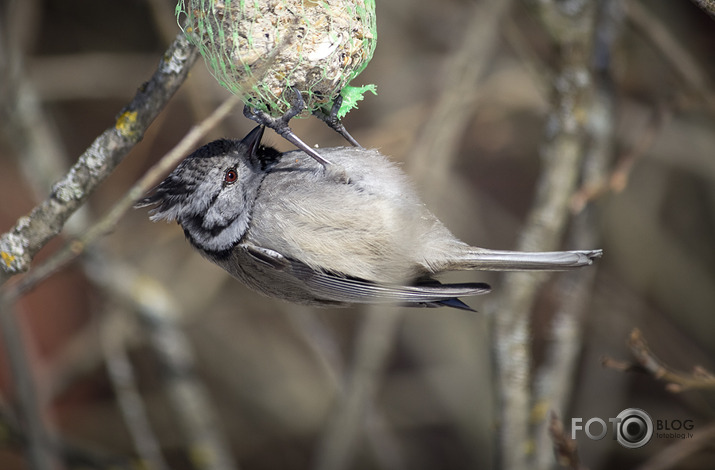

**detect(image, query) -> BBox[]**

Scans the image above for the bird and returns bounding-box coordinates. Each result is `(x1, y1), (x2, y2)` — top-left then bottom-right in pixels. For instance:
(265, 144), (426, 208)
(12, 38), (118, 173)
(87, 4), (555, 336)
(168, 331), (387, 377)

(136, 126), (602, 310)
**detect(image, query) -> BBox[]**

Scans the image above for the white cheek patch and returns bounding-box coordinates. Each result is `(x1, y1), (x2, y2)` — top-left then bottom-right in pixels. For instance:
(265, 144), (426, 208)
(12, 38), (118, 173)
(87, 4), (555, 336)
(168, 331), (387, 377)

(203, 192), (239, 228)
(194, 211), (251, 252)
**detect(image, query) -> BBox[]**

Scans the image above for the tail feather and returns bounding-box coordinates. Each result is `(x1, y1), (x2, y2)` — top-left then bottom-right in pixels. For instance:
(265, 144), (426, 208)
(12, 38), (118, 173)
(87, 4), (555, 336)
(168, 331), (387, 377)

(451, 248), (603, 271)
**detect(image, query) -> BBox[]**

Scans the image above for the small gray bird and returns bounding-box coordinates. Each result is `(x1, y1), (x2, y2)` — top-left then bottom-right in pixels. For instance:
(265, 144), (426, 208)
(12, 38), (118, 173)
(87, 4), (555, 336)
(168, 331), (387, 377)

(137, 126), (602, 310)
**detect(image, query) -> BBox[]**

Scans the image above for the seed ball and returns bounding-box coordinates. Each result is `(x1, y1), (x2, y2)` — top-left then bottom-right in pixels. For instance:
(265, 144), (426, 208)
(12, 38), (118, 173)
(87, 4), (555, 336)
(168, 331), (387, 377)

(178, 0), (377, 117)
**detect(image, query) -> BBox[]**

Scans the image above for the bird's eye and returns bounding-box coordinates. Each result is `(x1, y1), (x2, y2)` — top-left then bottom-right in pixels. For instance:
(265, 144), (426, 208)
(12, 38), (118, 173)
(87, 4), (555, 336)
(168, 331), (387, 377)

(224, 168), (238, 184)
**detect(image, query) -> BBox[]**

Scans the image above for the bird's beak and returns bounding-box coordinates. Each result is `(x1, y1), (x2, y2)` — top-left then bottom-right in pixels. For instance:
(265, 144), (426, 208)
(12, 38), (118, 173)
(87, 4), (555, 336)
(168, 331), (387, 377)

(242, 125), (265, 158)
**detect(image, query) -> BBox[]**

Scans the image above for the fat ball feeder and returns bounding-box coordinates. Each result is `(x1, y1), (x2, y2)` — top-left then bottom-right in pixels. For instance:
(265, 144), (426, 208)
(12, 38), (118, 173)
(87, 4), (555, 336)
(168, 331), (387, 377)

(176, 0), (377, 168)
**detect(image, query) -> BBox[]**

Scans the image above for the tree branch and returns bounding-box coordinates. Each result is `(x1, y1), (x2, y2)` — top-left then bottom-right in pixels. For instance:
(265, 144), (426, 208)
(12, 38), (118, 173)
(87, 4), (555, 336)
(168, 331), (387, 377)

(548, 412), (587, 470)
(493, 2), (598, 469)
(312, 306), (402, 470)
(90, 258), (241, 470)
(690, 0), (715, 19)
(0, 33), (199, 286)
(0, 301), (58, 470)
(602, 329), (715, 393)
(101, 308), (169, 470)
(3, 93), (242, 301)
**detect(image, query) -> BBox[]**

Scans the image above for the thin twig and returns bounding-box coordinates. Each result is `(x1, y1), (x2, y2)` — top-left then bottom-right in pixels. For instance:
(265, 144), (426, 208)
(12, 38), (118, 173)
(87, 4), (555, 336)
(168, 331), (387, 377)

(608, 104), (670, 193)
(0, 33), (199, 286)
(627, 1), (715, 109)
(0, 301), (58, 470)
(2, 93), (242, 301)
(0, 4), (65, 469)
(286, 306), (407, 469)
(101, 309), (169, 470)
(0, 402), (136, 470)
(570, 103), (670, 212)
(406, 0), (514, 196)
(548, 411), (587, 470)
(635, 422), (715, 470)
(602, 329), (715, 392)
(312, 307), (402, 470)
(90, 260), (240, 470)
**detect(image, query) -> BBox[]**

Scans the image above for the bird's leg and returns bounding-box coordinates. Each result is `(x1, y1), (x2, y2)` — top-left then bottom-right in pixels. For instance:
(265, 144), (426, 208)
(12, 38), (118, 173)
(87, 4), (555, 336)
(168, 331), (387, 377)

(313, 94), (363, 148)
(243, 87), (334, 168)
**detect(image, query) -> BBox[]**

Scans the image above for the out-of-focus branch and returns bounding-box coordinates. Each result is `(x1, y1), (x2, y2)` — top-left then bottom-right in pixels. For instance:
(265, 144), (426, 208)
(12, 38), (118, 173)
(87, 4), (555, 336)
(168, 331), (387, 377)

(627, 1), (715, 109)
(493, 1), (598, 469)
(406, 0), (514, 195)
(533, 216), (600, 468)
(0, 28), (240, 469)
(690, 0), (715, 19)
(147, 0), (217, 123)
(0, 402), (136, 470)
(2, 93), (242, 300)
(0, 301), (59, 470)
(286, 307), (407, 470)
(0, 4), (67, 469)
(547, 412), (587, 470)
(101, 309), (169, 470)
(533, 3), (620, 468)
(90, 259), (240, 470)
(41, 313), (136, 405)
(0, 33), (199, 286)
(571, 103), (669, 212)
(602, 329), (715, 392)
(635, 422), (715, 470)
(312, 307), (402, 470)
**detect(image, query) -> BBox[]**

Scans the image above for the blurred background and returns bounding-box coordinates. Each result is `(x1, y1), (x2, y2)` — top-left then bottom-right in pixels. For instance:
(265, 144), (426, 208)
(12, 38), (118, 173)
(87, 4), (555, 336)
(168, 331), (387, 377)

(1, 0), (714, 469)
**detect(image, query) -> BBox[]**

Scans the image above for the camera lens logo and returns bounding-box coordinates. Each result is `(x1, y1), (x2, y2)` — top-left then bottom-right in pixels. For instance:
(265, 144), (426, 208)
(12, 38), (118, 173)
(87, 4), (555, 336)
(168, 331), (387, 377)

(615, 408), (653, 449)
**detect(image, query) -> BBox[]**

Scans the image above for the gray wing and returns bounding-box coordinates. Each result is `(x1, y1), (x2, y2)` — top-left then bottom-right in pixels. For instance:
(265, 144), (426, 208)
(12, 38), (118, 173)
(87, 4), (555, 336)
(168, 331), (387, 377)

(242, 245), (490, 309)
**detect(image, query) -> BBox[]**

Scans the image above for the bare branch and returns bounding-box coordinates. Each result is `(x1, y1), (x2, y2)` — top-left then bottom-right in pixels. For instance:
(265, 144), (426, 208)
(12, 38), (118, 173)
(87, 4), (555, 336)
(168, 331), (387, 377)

(0, 301), (59, 470)
(627, 1), (715, 108)
(91, 260), (241, 470)
(0, 33), (199, 286)
(101, 309), (169, 470)
(602, 329), (715, 392)
(406, 0), (514, 197)
(635, 422), (715, 470)
(0, 401), (136, 470)
(533, 4), (620, 464)
(548, 411), (588, 470)
(571, 103), (669, 212)
(312, 307), (402, 470)
(3, 93), (242, 300)
(690, 0), (715, 19)
(493, 2), (598, 468)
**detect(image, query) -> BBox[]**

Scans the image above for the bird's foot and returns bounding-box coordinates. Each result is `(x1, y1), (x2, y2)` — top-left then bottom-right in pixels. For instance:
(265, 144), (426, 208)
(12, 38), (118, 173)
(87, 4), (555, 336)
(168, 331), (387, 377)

(243, 86), (336, 169)
(313, 93), (363, 148)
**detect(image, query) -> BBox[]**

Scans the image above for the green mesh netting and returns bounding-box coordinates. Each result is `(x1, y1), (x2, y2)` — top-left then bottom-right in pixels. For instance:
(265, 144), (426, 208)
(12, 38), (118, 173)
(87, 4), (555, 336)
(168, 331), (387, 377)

(176, 0), (377, 118)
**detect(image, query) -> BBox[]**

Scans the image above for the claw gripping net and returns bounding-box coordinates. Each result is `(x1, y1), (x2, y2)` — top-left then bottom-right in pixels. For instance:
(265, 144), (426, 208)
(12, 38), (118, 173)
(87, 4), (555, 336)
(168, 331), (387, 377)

(176, 0), (377, 118)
